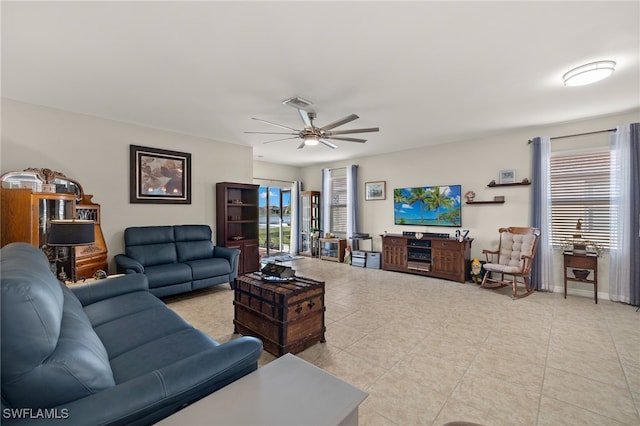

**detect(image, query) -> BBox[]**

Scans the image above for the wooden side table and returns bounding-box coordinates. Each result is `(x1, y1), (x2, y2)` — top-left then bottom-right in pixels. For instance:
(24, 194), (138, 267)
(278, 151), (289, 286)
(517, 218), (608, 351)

(319, 238), (346, 262)
(563, 252), (598, 303)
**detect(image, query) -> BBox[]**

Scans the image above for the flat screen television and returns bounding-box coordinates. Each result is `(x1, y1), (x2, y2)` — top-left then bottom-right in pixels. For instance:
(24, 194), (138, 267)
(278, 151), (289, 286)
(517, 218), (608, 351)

(393, 185), (462, 227)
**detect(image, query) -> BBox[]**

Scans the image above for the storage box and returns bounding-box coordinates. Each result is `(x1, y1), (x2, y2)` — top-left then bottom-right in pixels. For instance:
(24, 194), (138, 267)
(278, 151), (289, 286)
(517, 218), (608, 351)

(366, 252), (381, 269)
(233, 273), (326, 356)
(351, 250), (367, 267)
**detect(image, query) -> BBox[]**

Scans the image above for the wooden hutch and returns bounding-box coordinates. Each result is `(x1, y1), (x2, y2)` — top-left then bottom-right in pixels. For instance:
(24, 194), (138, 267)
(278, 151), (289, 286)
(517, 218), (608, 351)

(1, 168), (108, 280)
(300, 190), (320, 257)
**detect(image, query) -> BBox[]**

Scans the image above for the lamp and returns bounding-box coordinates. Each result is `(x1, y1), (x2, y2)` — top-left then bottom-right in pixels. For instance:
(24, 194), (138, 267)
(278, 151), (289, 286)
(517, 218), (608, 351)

(304, 135), (319, 146)
(563, 60), (616, 86)
(48, 219), (95, 282)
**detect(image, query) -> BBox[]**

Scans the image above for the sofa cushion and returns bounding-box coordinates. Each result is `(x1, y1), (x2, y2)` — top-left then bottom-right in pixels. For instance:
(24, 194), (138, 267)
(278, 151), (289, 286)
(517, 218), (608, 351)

(125, 226), (178, 267)
(187, 258), (231, 280)
(143, 263), (193, 288)
(110, 329), (220, 383)
(93, 303), (194, 360)
(1, 243), (114, 408)
(175, 225), (215, 262)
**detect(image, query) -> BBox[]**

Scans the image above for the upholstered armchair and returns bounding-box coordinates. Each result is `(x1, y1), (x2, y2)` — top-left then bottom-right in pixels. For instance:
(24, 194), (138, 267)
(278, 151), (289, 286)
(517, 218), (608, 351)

(481, 227), (541, 298)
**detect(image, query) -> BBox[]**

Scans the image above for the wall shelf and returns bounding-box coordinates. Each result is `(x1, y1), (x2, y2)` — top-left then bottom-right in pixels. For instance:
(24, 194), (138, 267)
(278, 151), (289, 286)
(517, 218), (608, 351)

(466, 196), (505, 205)
(487, 179), (531, 187)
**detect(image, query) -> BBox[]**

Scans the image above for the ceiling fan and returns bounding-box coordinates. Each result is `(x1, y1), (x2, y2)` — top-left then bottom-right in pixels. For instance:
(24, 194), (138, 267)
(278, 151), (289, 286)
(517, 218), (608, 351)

(245, 109), (379, 149)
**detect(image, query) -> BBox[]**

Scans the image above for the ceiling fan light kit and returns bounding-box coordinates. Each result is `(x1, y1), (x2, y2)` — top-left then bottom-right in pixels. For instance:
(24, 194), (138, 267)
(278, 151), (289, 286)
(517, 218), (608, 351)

(563, 60), (616, 86)
(304, 135), (319, 146)
(246, 107), (379, 150)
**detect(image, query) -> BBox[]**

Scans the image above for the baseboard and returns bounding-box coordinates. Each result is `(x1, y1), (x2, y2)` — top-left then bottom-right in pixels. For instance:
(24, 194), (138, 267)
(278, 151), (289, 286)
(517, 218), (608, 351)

(552, 285), (609, 301)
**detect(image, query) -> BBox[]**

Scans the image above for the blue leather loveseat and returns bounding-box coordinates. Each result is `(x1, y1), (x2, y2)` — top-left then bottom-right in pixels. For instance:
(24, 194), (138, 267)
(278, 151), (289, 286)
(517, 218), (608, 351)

(115, 225), (239, 297)
(1, 242), (262, 425)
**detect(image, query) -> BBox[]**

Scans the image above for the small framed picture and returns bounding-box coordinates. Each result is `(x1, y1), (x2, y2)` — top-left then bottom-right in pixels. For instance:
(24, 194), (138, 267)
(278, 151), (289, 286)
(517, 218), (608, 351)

(365, 181), (386, 201)
(499, 170), (516, 184)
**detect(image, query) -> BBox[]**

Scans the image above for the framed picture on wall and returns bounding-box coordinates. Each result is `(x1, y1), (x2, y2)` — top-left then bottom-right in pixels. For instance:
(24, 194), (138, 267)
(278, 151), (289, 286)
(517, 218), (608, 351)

(129, 145), (191, 204)
(365, 181), (386, 201)
(499, 169), (516, 184)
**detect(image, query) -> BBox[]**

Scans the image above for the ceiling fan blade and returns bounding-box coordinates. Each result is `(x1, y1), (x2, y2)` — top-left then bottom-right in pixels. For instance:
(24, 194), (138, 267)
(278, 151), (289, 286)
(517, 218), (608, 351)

(327, 136), (367, 143)
(319, 139), (338, 149)
(298, 109), (312, 128)
(263, 137), (300, 144)
(251, 117), (300, 132)
(297, 141), (306, 149)
(320, 114), (359, 131)
(327, 127), (379, 135)
(245, 131), (298, 135)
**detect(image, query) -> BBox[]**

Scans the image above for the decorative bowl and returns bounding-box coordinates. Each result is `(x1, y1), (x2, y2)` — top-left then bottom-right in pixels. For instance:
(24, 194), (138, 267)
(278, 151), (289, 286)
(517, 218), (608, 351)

(572, 269), (590, 280)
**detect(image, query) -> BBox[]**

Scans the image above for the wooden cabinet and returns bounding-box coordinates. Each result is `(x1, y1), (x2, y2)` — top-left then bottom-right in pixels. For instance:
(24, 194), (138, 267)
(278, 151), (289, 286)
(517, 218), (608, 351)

(74, 194), (108, 280)
(381, 234), (472, 283)
(300, 191), (320, 257)
(563, 252), (598, 303)
(382, 235), (407, 272)
(216, 182), (260, 274)
(1, 188), (76, 252)
(319, 238), (346, 262)
(1, 189), (109, 280)
(1, 169), (108, 281)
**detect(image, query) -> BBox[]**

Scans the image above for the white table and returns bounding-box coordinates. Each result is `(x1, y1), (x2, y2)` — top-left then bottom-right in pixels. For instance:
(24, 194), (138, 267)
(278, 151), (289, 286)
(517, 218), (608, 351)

(157, 353), (368, 426)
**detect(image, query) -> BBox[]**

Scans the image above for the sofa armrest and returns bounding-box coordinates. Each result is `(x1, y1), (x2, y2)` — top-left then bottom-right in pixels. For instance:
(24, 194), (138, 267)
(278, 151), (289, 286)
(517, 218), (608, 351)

(114, 254), (144, 274)
(213, 246), (241, 279)
(0, 336), (263, 426)
(71, 274), (149, 306)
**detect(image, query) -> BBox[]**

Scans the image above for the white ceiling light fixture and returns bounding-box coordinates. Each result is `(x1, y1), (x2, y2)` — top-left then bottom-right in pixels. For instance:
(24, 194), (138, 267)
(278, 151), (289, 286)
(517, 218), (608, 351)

(563, 60), (616, 86)
(304, 135), (319, 146)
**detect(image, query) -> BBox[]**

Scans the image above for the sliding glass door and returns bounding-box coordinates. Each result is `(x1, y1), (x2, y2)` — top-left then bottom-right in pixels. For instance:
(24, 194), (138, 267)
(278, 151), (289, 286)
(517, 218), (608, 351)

(258, 185), (291, 256)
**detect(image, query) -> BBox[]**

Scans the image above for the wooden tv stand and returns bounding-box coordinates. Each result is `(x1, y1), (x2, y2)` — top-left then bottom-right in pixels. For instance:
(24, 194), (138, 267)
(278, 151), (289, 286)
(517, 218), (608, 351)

(381, 234), (472, 283)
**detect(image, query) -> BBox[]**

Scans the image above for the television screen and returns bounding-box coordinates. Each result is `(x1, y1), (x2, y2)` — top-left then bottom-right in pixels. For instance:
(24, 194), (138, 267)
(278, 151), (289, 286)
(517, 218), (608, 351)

(393, 185), (462, 227)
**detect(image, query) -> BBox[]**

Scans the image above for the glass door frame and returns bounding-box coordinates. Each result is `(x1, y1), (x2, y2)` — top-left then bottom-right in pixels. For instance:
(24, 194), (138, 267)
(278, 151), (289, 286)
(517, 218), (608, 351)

(259, 185), (292, 257)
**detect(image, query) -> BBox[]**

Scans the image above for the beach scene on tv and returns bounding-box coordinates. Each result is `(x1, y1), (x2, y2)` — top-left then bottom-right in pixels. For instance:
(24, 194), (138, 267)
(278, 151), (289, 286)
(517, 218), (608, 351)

(394, 185), (462, 227)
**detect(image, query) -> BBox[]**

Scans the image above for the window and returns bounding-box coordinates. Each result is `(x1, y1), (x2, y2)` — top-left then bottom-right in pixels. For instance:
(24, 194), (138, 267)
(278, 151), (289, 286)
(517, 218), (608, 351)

(550, 149), (611, 249)
(328, 168), (347, 238)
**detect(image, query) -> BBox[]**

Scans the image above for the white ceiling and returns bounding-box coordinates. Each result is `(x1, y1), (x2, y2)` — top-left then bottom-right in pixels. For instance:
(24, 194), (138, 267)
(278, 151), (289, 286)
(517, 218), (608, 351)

(2, 1), (639, 166)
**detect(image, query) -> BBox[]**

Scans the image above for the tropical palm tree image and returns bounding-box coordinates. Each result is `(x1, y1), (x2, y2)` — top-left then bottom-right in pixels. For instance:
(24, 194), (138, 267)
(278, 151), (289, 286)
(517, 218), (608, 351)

(394, 188), (408, 224)
(408, 187), (429, 224)
(393, 185), (461, 226)
(426, 186), (455, 225)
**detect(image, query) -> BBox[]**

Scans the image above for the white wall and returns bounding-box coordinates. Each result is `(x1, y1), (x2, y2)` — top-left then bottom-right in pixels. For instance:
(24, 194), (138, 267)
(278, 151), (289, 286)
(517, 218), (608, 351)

(298, 109), (640, 298)
(252, 160), (303, 185)
(1, 99), (254, 270)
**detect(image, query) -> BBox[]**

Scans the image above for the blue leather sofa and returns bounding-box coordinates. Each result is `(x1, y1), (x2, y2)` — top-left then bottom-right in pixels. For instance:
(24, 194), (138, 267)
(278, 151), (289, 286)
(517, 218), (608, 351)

(115, 225), (240, 297)
(1, 242), (262, 425)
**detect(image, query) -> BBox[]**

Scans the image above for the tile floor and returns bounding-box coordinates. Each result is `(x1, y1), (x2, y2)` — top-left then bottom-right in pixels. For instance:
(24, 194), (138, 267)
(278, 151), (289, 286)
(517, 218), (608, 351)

(164, 258), (640, 426)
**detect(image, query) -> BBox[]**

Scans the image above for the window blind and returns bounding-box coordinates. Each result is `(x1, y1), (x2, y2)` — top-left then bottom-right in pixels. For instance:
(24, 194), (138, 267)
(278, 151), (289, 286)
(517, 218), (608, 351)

(329, 168), (347, 238)
(550, 150), (611, 249)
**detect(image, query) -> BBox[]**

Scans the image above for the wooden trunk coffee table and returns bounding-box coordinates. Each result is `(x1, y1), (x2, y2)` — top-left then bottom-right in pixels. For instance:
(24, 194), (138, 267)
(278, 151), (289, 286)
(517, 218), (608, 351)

(233, 273), (326, 356)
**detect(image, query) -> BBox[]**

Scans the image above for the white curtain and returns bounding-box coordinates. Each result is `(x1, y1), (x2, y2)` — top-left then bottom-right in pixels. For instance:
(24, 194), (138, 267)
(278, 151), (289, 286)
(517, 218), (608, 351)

(530, 136), (554, 291)
(346, 164), (359, 238)
(321, 168), (331, 236)
(609, 124), (631, 303)
(289, 181), (301, 255)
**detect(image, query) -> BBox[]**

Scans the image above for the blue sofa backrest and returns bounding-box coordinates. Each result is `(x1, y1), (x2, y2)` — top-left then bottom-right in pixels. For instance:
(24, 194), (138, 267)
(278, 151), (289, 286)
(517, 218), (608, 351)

(124, 226), (178, 267)
(1, 243), (115, 408)
(175, 225), (215, 262)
